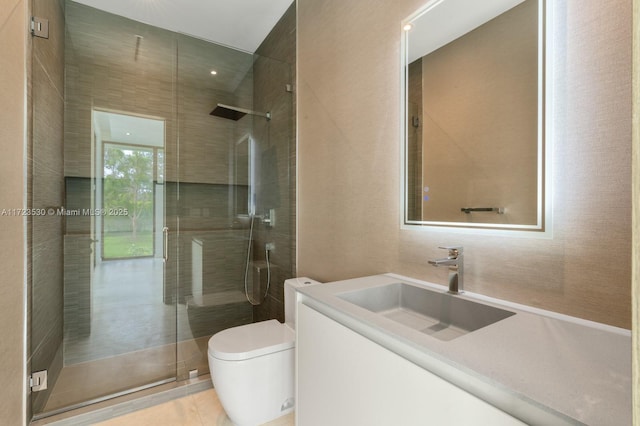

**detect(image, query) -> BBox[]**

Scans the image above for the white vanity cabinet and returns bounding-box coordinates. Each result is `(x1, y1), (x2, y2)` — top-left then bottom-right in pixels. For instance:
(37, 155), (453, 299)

(296, 303), (525, 426)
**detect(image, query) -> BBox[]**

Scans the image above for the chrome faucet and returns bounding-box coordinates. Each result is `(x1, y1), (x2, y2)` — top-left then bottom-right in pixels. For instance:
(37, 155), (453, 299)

(428, 246), (464, 294)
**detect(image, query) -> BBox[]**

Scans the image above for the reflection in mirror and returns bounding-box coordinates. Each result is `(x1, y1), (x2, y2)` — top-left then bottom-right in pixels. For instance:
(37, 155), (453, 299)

(233, 135), (253, 220)
(403, 0), (546, 231)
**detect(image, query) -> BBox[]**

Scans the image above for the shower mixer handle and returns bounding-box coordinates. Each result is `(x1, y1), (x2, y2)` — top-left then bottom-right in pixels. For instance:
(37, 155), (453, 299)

(261, 209), (275, 228)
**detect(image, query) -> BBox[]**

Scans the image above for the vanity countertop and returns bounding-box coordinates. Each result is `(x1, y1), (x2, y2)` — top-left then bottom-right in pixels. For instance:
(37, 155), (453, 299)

(297, 274), (631, 426)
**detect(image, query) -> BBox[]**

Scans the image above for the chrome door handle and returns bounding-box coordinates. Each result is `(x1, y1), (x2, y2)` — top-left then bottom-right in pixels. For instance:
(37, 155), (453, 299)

(162, 227), (169, 262)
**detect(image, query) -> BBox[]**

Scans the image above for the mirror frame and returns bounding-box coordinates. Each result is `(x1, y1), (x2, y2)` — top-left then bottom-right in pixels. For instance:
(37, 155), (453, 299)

(400, 0), (551, 235)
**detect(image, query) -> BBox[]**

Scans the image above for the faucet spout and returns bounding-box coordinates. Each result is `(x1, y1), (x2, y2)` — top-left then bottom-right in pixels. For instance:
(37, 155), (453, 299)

(428, 258), (458, 267)
(429, 246), (464, 294)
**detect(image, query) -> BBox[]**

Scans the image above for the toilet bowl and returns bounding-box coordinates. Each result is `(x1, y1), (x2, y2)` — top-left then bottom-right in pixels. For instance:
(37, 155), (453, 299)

(208, 277), (320, 426)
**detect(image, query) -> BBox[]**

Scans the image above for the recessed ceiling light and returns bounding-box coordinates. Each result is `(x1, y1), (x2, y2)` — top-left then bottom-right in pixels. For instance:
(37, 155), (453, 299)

(126, 132), (131, 136)
(210, 70), (217, 75)
(403, 23), (413, 31)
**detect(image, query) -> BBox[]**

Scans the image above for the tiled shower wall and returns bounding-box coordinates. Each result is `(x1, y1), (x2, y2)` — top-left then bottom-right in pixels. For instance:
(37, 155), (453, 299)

(170, 33), (254, 322)
(252, 3), (297, 323)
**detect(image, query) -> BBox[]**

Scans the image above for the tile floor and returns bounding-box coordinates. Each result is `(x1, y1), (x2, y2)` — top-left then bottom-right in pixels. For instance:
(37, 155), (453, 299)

(65, 258), (172, 365)
(45, 254), (250, 414)
(93, 389), (294, 426)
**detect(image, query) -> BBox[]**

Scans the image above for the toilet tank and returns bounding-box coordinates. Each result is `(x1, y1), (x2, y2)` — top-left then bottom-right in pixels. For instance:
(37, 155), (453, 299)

(284, 277), (321, 330)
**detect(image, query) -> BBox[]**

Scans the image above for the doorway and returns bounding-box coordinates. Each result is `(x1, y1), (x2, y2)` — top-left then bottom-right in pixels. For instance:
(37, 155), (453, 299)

(101, 144), (155, 259)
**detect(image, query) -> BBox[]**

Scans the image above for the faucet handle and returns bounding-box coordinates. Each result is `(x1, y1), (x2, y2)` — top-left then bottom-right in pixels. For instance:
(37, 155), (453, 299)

(438, 246), (463, 257)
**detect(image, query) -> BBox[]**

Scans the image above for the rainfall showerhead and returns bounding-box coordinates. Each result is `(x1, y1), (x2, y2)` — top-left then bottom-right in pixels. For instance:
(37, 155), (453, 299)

(210, 104), (246, 120)
(210, 104), (271, 121)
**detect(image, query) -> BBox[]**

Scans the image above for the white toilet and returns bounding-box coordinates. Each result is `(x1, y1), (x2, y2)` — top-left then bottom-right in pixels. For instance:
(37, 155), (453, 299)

(208, 277), (320, 426)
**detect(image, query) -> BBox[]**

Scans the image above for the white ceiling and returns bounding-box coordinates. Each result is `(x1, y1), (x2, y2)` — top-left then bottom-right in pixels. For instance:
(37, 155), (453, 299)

(71, 0), (294, 53)
(94, 111), (165, 148)
(407, 0), (526, 63)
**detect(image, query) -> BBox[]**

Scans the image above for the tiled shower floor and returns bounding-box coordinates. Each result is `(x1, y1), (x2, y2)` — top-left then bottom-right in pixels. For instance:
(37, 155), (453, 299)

(44, 336), (210, 413)
(45, 257), (180, 413)
(48, 254), (252, 414)
(64, 258), (173, 364)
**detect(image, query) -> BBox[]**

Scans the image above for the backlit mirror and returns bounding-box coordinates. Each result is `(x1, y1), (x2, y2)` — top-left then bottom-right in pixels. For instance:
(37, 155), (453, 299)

(402, 0), (547, 231)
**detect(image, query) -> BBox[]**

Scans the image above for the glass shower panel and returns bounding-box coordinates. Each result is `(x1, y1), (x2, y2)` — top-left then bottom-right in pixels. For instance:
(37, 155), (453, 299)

(30, 0), (65, 415)
(174, 35), (256, 378)
(174, 34), (294, 378)
(250, 53), (294, 324)
(30, 1), (178, 417)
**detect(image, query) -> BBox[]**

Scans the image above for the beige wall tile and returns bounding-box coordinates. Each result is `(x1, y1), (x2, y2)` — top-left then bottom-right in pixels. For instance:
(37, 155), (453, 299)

(252, 4), (297, 322)
(0, 0), (27, 424)
(297, 0), (633, 328)
(0, 0), (20, 28)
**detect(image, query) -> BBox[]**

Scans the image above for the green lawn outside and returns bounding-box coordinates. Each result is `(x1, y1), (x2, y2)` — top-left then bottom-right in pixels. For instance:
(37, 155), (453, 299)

(103, 232), (153, 259)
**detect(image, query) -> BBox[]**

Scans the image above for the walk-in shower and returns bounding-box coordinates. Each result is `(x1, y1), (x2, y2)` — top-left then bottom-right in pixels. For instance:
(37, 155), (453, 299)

(211, 103), (275, 306)
(29, 0), (294, 420)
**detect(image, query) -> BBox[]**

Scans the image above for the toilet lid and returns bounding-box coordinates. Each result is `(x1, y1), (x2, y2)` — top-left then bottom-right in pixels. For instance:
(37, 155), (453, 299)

(208, 319), (295, 361)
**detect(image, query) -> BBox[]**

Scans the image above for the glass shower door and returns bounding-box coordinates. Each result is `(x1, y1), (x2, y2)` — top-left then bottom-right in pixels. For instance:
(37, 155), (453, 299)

(172, 34), (257, 380)
(30, 1), (178, 417)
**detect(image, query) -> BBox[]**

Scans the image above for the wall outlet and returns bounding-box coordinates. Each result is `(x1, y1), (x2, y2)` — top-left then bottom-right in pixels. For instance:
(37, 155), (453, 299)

(266, 242), (275, 251)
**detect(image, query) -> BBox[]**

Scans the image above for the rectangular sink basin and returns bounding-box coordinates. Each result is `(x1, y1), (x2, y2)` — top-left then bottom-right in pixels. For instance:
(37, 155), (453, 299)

(337, 283), (515, 341)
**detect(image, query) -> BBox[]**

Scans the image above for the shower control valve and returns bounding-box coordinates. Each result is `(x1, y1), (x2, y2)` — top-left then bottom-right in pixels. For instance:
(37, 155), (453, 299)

(262, 208), (276, 228)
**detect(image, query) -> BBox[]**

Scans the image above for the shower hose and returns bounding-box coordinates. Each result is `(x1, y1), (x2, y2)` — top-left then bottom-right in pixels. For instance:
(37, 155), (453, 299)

(243, 213), (272, 305)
